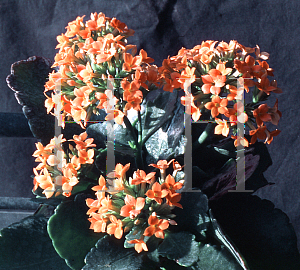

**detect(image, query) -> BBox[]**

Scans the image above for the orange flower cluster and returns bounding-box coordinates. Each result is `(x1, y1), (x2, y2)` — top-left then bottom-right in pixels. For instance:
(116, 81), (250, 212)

(44, 12), (160, 127)
(86, 159), (184, 253)
(158, 40), (282, 146)
(32, 132), (95, 198)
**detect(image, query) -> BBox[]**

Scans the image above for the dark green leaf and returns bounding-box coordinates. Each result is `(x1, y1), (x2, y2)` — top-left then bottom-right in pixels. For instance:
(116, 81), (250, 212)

(172, 190), (210, 240)
(209, 193), (300, 270)
(157, 231), (199, 267)
(6, 56), (55, 145)
(124, 227), (143, 249)
(252, 86), (260, 103)
(70, 180), (95, 196)
(47, 194), (104, 270)
(87, 122), (137, 173)
(0, 215), (69, 270)
(6, 56), (85, 145)
(83, 235), (158, 270)
(30, 196), (62, 207)
(141, 90), (177, 145)
(142, 90), (186, 165)
(195, 244), (243, 269)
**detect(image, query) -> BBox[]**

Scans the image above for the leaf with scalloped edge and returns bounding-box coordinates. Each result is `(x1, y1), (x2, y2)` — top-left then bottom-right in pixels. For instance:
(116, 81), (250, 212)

(0, 215), (69, 270)
(83, 235), (158, 270)
(47, 194), (104, 270)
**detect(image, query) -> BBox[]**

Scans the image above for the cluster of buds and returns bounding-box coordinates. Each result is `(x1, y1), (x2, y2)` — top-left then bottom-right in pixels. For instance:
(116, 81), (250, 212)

(158, 40), (282, 146)
(86, 159), (185, 253)
(32, 132), (95, 198)
(44, 12), (160, 128)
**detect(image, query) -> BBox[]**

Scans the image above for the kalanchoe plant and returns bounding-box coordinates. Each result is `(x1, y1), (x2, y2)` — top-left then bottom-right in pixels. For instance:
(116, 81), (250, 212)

(3, 11), (300, 270)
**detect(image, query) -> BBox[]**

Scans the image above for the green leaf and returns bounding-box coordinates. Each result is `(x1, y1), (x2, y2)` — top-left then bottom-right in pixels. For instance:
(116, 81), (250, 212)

(0, 215), (69, 270)
(6, 56), (54, 145)
(209, 193), (300, 270)
(83, 235), (158, 270)
(142, 90), (186, 164)
(6, 56), (85, 145)
(195, 244), (243, 269)
(30, 196), (62, 207)
(47, 194), (104, 270)
(157, 231), (200, 267)
(172, 190), (210, 240)
(124, 227), (143, 249)
(141, 91), (176, 144)
(87, 122), (137, 172)
(252, 86), (260, 103)
(70, 180), (95, 196)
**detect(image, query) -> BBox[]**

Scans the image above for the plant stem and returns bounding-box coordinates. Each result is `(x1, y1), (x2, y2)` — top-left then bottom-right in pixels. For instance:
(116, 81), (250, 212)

(192, 122), (216, 151)
(137, 111), (142, 146)
(123, 114), (144, 170)
(123, 115), (138, 147)
(137, 111), (144, 170)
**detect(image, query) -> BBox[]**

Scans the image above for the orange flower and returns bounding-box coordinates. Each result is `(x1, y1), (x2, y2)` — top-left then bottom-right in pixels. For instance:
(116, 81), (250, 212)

(254, 60), (274, 78)
(105, 109), (125, 125)
(249, 125), (267, 144)
(204, 96), (228, 118)
(255, 76), (277, 95)
(268, 99), (282, 125)
(214, 118), (229, 137)
(77, 62), (94, 83)
(55, 167), (79, 197)
(78, 149), (94, 164)
(226, 85), (244, 101)
(72, 86), (93, 107)
(172, 160), (184, 171)
(85, 12), (106, 31)
(110, 17), (134, 36)
(161, 175), (184, 194)
(120, 194), (145, 219)
(253, 99), (281, 126)
(163, 72), (181, 93)
(124, 95), (143, 111)
(92, 175), (107, 201)
(215, 62), (232, 76)
(70, 105), (87, 122)
(122, 53), (141, 71)
(131, 170), (156, 185)
(231, 135), (249, 147)
(138, 49), (154, 64)
(65, 15), (85, 37)
(127, 237), (148, 253)
(217, 40), (237, 52)
(253, 103), (272, 126)
(145, 182), (168, 204)
(180, 93), (201, 121)
(47, 134), (67, 151)
(98, 195), (112, 214)
(34, 168), (55, 198)
(106, 215), (123, 239)
(88, 213), (108, 233)
(149, 159), (174, 171)
(115, 163), (130, 180)
(143, 212), (169, 239)
(165, 192), (183, 209)
(32, 142), (52, 158)
(95, 92), (108, 110)
(201, 68), (227, 95)
(179, 66), (196, 89)
(56, 33), (71, 52)
(265, 129), (281, 144)
(70, 131), (96, 150)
